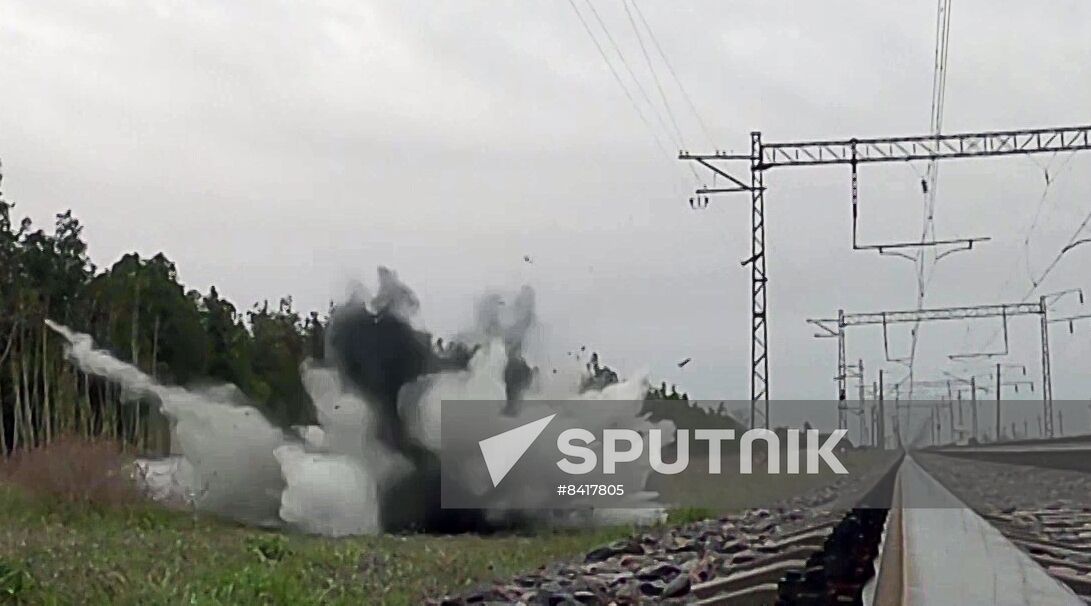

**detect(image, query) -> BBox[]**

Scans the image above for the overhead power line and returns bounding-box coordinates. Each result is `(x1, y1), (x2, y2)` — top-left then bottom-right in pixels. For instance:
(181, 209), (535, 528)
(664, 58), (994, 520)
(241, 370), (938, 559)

(619, 0), (700, 184)
(582, 0), (681, 150)
(622, 0), (686, 151)
(906, 0), (954, 397)
(1023, 205), (1091, 296)
(629, 0), (716, 148)
(565, 0), (673, 160)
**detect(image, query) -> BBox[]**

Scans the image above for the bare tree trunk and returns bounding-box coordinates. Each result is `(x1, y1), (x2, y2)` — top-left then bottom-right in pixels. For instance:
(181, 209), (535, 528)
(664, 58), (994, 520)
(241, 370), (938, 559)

(107, 383), (117, 441)
(20, 326), (35, 448)
(130, 284), (140, 450)
(70, 367), (80, 437)
(81, 370), (92, 438)
(41, 309), (52, 444)
(11, 356), (21, 451)
(0, 372), (7, 457)
(63, 366), (74, 435)
(147, 314), (160, 451)
(99, 380), (109, 439)
(0, 323), (16, 457)
(84, 301), (97, 439)
(104, 308), (115, 441)
(131, 283), (140, 367)
(0, 321), (16, 368)
(59, 363), (74, 436)
(151, 315), (159, 379)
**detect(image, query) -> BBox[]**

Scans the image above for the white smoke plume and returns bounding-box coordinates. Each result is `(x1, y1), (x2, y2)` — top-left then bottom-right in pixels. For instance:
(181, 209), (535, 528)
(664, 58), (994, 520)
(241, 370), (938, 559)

(46, 269), (669, 535)
(45, 320), (287, 526)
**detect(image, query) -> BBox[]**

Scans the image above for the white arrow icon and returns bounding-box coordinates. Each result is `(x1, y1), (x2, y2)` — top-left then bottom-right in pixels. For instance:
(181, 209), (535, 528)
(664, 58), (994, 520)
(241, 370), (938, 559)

(478, 414), (557, 487)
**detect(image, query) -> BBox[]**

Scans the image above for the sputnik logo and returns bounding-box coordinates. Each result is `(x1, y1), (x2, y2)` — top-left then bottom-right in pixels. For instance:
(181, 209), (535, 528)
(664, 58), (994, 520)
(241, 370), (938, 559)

(478, 414), (556, 487)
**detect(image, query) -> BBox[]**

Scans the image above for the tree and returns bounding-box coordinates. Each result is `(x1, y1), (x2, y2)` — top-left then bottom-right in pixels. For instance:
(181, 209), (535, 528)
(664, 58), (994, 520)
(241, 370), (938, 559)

(248, 297), (314, 426)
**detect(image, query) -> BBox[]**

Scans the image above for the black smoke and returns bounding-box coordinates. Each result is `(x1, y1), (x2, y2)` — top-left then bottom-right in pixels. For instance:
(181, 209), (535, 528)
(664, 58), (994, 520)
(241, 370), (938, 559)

(324, 268), (536, 532)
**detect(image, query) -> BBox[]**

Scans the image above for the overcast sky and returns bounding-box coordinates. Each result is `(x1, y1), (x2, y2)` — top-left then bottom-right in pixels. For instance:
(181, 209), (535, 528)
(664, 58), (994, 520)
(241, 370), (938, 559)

(2, 1), (1090, 425)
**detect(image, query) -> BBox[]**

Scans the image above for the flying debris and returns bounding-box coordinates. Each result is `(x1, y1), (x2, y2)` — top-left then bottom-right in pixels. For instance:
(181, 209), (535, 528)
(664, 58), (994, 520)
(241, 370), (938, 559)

(677, 357), (692, 368)
(48, 268), (669, 536)
(523, 255), (532, 264)
(920, 178), (929, 194)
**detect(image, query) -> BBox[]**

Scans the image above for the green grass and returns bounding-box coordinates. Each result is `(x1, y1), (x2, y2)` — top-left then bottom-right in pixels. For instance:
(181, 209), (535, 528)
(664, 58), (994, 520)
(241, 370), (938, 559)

(663, 506), (717, 525)
(0, 449), (898, 604)
(0, 485), (630, 605)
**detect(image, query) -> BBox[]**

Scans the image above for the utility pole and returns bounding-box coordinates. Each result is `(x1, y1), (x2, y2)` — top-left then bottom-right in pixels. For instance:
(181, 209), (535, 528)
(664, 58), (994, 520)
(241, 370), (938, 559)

(681, 125), (1091, 429)
(995, 363), (1002, 442)
(947, 367), (1031, 441)
(931, 404), (938, 445)
(893, 383), (901, 446)
(957, 390), (964, 440)
(870, 402), (877, 447)
(680, 126), (1091, 432)
(893, 383), (903, 448)
(749, 132), (768, 429)
(837, 309), (847, 431)
(1039, 296), (1055, 437)
(809, 301), (1056, 437)
(878, 370), (885, 450)
(971, 377), (978, 441)
(947, 380), (955, 443)
(857, 359), (866, 446)
(871, 380), (879, 447)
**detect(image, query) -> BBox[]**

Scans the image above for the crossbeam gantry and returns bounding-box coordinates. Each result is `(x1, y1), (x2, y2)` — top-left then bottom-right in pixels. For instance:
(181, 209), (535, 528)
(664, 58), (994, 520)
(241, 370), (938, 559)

(680, 123), (1091, 431)
(807, 299), (1056, 438)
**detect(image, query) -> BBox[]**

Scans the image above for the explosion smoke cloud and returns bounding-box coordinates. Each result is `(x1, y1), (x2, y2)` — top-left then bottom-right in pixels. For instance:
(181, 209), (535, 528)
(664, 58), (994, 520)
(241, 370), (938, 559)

(47, 267), (669, 535)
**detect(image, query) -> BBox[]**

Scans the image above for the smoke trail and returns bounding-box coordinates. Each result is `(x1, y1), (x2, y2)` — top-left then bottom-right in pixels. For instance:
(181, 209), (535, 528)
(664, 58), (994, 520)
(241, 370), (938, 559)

(47, 267), (669, 535)
(44, 320), (288, 526)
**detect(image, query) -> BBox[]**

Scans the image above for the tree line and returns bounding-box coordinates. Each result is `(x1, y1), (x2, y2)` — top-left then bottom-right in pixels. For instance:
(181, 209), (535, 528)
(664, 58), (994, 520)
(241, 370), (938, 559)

(0, 186), (323, 455)
(0, 173), (734, 456)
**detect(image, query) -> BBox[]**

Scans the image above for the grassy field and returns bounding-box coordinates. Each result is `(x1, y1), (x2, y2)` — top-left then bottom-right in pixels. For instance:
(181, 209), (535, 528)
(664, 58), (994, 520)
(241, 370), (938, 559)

(0, 485), (630, 605)
(0, 446), (896, 604)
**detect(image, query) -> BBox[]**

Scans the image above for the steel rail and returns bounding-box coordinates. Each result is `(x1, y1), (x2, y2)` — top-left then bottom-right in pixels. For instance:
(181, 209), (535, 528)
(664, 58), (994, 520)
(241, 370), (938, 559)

(686, 451), (1088, 605)
(867, 456), (1083, 605)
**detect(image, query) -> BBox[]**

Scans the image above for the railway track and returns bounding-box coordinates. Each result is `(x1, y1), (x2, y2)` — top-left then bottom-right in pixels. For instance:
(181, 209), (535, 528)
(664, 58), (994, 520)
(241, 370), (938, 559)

(433, 455), (901, 605)
(435, 444), (1091, 605)
(869, 455), (1083, 606)
(693, 451), (1088, 605)
(690, 455), (900, 605)
(915, 446), (1091, 605)
(982, 508), (1091, 602)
